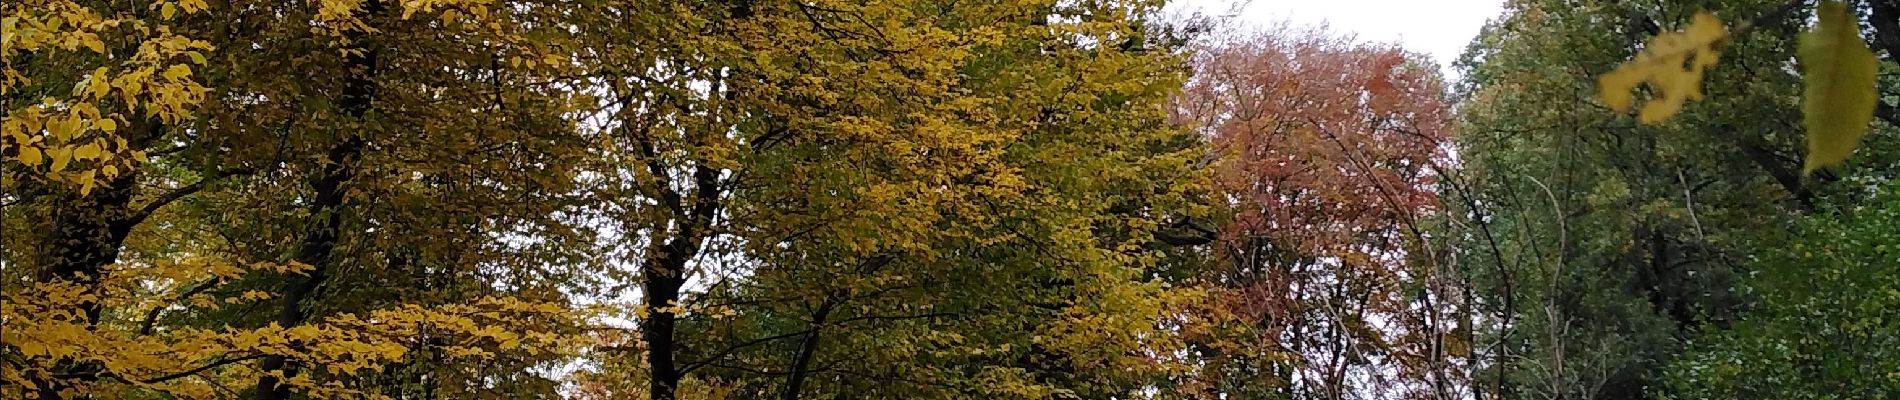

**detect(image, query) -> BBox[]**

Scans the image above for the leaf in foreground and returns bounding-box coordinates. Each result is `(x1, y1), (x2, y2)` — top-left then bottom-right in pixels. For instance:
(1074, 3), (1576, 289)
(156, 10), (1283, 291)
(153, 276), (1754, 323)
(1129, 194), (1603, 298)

(1797, 1), (1879, 173)
(1597, 11), (1727, 124)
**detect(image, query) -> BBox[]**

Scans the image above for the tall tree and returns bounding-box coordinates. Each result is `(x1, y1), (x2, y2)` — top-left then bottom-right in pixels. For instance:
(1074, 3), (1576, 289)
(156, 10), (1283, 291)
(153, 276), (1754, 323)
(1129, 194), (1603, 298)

(1168, 25), (1465, 400)
(5, 0), (594, 398)
(1446, 0), (1897, 398)
(564, 1), (1209, 399)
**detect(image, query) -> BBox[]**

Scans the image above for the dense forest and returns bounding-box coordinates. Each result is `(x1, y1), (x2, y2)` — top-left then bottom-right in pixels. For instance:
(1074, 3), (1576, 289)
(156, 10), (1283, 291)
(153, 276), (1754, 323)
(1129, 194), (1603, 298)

(1, 0), (1895, 399)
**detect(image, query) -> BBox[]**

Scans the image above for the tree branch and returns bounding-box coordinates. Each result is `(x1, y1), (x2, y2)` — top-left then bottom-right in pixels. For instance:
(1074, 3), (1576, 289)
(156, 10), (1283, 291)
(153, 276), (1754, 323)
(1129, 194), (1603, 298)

(140, 279), (219, 335)
(677, 329), (815, 375)
(123, 168), (253, 230)
(1733, 127), (1814, 209)
(140, 354), (266, 384)
(829, 311), (958, 325)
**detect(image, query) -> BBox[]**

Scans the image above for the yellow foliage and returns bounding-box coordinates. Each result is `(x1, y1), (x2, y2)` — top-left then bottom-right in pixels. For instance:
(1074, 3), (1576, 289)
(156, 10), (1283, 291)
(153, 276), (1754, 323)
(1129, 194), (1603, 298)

(3, 0), (212, 190)
(1596, 11), (1727, 124)
(2, 277), (588, 399)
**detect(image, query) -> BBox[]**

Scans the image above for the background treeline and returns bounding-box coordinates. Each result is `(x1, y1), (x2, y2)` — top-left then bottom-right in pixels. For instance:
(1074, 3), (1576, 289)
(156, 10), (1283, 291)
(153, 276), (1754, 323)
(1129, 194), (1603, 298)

(1, 0), (1894, 399)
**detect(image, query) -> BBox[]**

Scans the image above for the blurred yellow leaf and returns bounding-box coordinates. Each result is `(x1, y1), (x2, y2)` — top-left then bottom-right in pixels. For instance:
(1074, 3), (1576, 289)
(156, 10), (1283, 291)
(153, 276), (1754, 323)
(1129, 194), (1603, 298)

(1798, 1), (1879, 173)
(77, 170), (96, 195)
(81, 35), (103, 53)
(163, 64), (191, 80)
(1596, 11), (1727, 123)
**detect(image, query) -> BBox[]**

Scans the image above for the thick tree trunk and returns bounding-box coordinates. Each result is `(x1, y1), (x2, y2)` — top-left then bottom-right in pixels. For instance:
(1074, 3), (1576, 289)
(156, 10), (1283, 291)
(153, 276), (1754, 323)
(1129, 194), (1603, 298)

(23, 113), (191, 399)
(1869, 0), (1900, 62)
(35, 171), (140, 321)
(641, 248), (687, 400)
(1873, 0), (1899, 128)
(250, 136), (363, 400)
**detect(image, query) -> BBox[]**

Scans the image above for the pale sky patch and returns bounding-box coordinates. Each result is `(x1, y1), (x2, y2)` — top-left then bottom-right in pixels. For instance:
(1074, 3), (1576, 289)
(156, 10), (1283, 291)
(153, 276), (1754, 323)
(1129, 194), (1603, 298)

(1171, 0), (1505, 79)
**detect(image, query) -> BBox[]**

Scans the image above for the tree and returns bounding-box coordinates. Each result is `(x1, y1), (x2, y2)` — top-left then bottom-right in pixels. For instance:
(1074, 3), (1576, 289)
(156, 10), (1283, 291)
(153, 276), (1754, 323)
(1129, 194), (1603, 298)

(6, 0), (593, 398)
(20, 1), (1894, 399)
(564, 1), (1211, 399)
(1664, 180), (1900, 399)
(1167, 25), (1465, 400)
(1445, 0), (1898, 398)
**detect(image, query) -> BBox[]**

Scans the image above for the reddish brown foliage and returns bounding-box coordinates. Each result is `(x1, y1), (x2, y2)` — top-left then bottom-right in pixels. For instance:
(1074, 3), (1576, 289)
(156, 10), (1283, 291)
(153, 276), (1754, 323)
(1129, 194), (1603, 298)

(1171, 26), (1464, 399)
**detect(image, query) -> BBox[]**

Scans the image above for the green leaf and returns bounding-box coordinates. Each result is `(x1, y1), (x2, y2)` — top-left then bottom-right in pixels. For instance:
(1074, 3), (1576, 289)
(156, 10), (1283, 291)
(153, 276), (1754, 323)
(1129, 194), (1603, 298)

(1797, 1), (1878, 173)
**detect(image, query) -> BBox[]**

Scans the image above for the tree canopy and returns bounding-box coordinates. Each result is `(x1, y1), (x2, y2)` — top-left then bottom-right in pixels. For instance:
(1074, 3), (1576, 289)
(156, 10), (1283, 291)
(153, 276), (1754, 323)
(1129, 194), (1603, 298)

(3, 0), (1896, 399)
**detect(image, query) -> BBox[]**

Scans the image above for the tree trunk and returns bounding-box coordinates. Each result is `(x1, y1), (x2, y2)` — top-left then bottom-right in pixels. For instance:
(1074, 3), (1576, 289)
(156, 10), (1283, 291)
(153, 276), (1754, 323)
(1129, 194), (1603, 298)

(640, 163), (722, 400)
(251, 2), (379, 398)
(641, 247), (687, 400)
(781, 298), (836, 400)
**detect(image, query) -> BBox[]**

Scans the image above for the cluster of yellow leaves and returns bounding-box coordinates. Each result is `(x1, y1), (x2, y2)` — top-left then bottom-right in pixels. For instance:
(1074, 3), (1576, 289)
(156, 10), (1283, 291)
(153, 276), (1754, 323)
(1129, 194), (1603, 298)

(1596, 11), (1727, 124)
(308, 0), (376, 43)
(96, 258), (312, 313)
(631, 299), (737, 320)
(1597, 1), (1880, 173)
(2, 278), (586, 400)
(306, 0), (568, 70)
(2, 0), (210, 192)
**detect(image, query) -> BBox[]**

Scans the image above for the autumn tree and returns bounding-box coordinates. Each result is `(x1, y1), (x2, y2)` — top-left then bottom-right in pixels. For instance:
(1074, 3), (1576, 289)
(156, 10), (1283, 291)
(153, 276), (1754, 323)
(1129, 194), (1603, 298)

(1166, 25), (1465, 400)
(562, 1), (1210, 399)
(24, 0), (1895, 400)
(6, 0), (594, 398)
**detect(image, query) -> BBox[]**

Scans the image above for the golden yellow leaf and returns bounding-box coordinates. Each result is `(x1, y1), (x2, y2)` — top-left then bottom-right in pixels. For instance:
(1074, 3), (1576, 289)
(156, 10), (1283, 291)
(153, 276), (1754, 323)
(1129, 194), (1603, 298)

(17, 146), (43, 167)
(81, 35), (104, 53)
(48, 146), (72, 172)
(163, 64), (191, 80)
(48, 115), (80, 140)
(1798, 1), (1879, 173)
(87, 68), (111, 98)
(1595, 11), (1727, 124)
(77, 170), (96, 195)
(73, 142), (100, 160)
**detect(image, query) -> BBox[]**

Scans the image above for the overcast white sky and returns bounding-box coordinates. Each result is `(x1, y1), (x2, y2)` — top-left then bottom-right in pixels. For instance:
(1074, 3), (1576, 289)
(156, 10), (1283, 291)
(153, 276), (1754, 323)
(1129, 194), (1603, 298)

(1172, 0), (1505, 78)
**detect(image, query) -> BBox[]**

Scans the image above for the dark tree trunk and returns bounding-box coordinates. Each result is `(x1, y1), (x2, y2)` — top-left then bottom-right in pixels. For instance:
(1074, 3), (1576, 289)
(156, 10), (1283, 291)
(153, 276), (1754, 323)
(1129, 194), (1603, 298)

(251, 2), (380, 398)
(641, 248), (687, 400)
(642, 164), (722, 400)
(781, 298), (836, 400)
